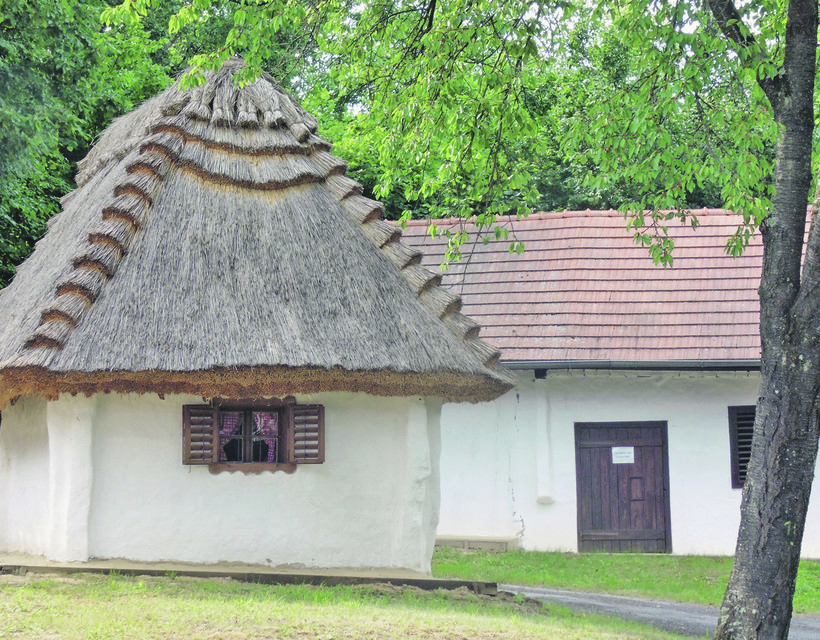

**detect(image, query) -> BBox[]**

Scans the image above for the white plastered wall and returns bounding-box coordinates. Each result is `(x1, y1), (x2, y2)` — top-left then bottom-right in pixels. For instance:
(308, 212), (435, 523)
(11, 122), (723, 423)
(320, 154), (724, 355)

(0, 391), (442, 571)
(438, 369), (820, 557)
(0, 396), (50, 555)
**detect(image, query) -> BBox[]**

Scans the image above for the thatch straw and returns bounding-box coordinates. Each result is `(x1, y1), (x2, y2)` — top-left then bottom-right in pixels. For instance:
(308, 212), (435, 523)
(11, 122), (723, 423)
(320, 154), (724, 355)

(0, 57), (514, 409)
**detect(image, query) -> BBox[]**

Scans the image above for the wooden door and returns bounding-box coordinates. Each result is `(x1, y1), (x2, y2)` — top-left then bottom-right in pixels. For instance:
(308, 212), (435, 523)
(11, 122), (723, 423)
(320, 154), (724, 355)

(575, 421), (672, 553)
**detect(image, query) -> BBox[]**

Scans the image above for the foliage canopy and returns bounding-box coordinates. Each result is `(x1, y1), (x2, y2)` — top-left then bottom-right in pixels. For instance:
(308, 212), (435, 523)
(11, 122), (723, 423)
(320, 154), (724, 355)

(0, 0), (172, 286)
(1, 1), (785, 283)
(101, 0), (788, 264)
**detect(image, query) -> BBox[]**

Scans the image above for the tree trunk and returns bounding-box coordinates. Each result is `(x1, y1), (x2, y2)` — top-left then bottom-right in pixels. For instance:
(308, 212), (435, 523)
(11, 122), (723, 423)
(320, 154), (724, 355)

(713, 1), (819, 638)
(716, 349), (820, 639)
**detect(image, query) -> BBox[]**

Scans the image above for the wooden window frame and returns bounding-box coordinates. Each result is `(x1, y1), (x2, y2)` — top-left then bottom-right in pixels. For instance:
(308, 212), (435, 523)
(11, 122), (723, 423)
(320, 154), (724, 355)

(728, 405), (756, 489)
(183, 396), (324, 474)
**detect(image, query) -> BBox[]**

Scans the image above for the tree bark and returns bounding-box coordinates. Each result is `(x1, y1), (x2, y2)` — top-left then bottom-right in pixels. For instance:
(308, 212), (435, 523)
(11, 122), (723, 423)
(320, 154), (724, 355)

(713, 1), (819, 638)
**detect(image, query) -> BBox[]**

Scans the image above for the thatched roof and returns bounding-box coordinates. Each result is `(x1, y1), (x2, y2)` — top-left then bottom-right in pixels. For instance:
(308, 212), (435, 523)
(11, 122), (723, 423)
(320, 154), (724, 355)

(0, 58), (514, 408)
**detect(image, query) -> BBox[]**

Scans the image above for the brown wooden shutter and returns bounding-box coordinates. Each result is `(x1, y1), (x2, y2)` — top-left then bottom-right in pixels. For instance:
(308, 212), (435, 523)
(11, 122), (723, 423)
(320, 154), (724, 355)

(290, 404), (325, 463)
(183, 404), (217, 464)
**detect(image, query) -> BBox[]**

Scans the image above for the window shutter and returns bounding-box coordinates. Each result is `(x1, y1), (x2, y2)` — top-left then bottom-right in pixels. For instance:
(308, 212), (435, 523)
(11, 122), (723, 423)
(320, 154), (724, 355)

(290, 404), (325, 464)
(729, 405), (756, 489)
(183, 404), (217, 465)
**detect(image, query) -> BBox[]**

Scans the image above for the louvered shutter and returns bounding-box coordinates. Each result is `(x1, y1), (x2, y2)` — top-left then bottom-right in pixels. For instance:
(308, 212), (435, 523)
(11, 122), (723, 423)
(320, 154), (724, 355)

(290, 404), (325, 463)
(729, 406), (756, 488)
(183, 404), (217, 464)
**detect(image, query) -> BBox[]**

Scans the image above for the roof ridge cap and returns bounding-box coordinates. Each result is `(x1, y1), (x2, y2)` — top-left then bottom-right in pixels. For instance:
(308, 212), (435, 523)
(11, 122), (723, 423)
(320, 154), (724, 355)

(12, 145), (171, 366)
(402, 208), (740, 227)
(162, 63), (318, 136)
(330, 192), (512, 380)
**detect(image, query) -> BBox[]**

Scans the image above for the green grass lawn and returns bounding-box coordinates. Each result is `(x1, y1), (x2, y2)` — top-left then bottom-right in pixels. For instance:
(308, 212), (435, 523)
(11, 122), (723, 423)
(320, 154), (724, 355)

(432, 547), (820, 614)
(5, 551), (818, 638)
(0, 572), (691, 640)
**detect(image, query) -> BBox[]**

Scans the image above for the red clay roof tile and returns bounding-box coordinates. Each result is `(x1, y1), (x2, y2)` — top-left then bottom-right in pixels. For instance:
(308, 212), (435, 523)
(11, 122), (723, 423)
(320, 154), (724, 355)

(401, 209), (765, 366)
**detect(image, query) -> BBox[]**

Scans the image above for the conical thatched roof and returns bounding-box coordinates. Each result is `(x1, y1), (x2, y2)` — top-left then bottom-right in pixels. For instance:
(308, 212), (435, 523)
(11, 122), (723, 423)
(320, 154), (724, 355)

(0, 59), (514, 408)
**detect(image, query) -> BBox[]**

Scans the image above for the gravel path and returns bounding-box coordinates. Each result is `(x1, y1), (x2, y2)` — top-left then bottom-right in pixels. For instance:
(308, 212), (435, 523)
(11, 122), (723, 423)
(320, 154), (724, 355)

(502, 584), (820, 639)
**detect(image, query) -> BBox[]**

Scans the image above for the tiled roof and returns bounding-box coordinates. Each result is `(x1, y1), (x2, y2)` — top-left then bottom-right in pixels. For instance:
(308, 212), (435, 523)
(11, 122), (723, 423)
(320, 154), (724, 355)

(400, 210), (763, 367)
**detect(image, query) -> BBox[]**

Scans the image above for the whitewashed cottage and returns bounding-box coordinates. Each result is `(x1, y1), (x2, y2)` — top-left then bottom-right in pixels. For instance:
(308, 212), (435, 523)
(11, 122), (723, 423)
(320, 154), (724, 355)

(0, 59), (513, 571)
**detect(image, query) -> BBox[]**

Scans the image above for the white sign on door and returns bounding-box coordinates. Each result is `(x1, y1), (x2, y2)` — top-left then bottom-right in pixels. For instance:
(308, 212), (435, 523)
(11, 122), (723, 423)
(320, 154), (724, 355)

(612, 446), (635, 464)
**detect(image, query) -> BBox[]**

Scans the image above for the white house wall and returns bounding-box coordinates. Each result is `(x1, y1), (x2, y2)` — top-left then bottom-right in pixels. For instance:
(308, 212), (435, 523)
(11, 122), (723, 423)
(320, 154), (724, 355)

(0, 396), (50, 555)
(0, 392), (442, 572)
(438, 369), (820, 557)
(47, 395), (96, 561)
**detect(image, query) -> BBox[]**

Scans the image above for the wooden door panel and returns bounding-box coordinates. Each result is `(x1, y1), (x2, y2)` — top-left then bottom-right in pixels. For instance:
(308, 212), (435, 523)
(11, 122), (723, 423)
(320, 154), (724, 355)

(575, 421), (672, 553)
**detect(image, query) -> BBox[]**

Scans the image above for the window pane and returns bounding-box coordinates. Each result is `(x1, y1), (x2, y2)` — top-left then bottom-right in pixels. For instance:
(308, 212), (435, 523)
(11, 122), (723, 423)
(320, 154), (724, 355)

(219, 411), (244, 462)
(253, 412), (278, 462)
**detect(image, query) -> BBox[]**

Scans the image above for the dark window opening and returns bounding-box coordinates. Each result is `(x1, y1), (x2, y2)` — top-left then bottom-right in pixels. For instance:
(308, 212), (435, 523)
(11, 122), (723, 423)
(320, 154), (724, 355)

(219, 410), (280, 463)
(729, 405), (756, 489)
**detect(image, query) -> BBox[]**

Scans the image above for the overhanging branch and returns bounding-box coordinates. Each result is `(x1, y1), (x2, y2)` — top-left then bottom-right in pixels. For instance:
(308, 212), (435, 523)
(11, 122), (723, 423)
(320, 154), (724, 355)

(707, 0), (782, 107)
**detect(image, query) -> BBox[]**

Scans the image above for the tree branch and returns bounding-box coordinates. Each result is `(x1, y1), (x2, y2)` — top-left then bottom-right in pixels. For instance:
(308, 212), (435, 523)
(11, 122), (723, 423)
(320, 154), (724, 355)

(708, 0), (756, 48)
(707, 0), (782, 107)
(420, 0), (437, 37)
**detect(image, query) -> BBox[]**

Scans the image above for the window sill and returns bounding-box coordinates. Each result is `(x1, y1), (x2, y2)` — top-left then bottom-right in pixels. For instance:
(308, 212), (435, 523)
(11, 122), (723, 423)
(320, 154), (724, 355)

(206, 462), (297, 475)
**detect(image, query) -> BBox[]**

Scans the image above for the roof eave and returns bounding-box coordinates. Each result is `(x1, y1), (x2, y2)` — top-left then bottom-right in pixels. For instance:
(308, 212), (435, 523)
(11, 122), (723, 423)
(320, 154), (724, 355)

(503, 359), (762, 372)
(0, 364), (514, 410)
